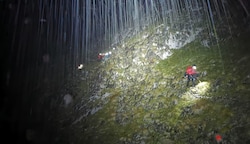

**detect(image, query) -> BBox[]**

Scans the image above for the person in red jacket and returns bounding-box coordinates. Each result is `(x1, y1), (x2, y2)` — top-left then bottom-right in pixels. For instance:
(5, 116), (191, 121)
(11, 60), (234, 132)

(184, 64), (199, 87)
(98, 53), (104, 61)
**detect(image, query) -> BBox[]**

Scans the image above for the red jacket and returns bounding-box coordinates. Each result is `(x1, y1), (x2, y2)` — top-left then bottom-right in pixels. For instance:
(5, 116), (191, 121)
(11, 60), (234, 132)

(98, 54), (104, 60)
(186, 66), (196, 75)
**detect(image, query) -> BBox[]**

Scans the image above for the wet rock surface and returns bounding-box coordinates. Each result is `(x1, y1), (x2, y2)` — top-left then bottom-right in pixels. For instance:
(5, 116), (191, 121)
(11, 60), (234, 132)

(49, 23), (250, 143)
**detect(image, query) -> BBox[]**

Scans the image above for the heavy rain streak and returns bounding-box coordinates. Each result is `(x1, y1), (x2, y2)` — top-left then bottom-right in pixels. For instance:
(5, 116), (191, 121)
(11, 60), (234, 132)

(1, 0), (250, 143)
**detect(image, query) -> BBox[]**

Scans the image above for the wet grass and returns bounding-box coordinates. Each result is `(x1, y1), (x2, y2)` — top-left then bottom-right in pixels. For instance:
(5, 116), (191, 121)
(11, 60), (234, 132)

(156, 31), (250, 142)
(80, 93), (146, 144)
(68, 31), (250, 143)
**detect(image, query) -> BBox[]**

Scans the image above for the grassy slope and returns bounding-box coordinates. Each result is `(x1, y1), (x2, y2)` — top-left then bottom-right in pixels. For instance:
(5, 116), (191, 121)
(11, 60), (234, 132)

(74, 31), (250, 143)
(157, 31), (250, 143)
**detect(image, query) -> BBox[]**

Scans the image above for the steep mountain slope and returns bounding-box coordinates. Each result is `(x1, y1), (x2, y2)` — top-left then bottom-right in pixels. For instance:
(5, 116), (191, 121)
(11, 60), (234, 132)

(53, 24), (250, 144)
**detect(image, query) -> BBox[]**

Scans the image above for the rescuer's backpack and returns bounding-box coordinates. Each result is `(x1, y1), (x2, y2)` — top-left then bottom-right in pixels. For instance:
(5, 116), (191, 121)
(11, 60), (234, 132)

(186, 66), (193, 75)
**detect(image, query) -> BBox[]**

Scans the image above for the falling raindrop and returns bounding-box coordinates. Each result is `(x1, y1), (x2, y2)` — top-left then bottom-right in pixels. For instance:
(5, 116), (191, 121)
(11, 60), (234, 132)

(2, 0), (249, 143)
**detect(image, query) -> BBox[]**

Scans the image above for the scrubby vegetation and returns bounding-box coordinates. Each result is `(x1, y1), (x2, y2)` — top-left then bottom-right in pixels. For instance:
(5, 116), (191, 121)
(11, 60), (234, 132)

(53, 29), (250, 144)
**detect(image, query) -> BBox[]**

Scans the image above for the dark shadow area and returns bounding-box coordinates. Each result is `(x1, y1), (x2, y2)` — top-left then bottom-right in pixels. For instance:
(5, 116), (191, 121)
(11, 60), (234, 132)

(1, 0), (250, 143)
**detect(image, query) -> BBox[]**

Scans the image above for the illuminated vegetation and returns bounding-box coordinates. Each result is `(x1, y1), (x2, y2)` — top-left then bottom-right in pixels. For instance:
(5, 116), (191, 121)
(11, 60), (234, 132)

(59, 31), (250, 144)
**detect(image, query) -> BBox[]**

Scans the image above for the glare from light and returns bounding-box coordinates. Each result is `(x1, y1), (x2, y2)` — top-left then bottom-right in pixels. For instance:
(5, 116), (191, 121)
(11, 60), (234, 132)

(195, 81), (210, 95)
(182, 81), (210, 104)
(78, 64), (83, 70)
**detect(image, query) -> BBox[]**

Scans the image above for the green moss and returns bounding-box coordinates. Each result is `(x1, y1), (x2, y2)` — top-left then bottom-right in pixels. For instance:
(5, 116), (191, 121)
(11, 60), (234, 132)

(157, 41), (219, 77)
(71, 29), (250, 143)
(172, 99), (233, 138)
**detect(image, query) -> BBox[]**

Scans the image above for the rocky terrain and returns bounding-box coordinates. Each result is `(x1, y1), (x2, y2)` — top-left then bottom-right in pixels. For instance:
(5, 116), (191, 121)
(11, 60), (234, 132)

(40, 20), (250, 144)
